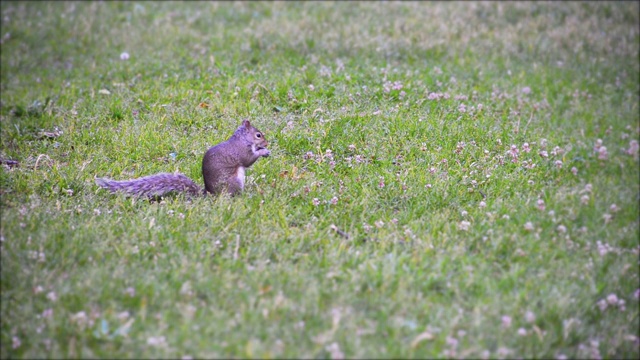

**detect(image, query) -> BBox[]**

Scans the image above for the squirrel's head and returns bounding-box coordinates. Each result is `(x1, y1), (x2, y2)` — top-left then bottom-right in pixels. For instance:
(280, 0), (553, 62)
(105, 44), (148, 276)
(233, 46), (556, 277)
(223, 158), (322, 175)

(238, 119), (268, 149)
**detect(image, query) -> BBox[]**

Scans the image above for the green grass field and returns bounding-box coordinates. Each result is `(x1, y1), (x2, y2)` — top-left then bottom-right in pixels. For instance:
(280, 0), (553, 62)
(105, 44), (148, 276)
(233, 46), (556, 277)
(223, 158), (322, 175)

(1, 2), (639, 358)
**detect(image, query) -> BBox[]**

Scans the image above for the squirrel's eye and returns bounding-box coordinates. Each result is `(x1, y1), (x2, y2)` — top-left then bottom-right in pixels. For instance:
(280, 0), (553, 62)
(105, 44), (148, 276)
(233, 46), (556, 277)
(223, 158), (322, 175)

(256, 133), (262, 138)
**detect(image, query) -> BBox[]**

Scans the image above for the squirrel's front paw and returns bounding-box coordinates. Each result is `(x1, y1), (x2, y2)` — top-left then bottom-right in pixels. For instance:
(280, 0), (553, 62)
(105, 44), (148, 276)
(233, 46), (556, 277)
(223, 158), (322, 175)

(257, 148), (270, 157)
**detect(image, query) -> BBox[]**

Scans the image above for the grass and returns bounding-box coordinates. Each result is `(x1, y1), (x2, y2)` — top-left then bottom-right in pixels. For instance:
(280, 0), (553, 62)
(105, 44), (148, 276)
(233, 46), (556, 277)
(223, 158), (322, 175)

(1, 1), (639, 358)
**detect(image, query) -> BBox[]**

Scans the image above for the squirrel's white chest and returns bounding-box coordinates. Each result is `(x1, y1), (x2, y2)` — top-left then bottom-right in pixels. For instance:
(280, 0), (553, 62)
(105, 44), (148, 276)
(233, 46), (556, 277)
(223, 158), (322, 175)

(236, 166), (246, 188)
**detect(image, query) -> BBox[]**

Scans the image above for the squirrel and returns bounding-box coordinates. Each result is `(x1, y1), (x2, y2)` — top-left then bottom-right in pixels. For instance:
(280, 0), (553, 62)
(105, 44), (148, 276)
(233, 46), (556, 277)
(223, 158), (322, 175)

(96, 120), (270, 197)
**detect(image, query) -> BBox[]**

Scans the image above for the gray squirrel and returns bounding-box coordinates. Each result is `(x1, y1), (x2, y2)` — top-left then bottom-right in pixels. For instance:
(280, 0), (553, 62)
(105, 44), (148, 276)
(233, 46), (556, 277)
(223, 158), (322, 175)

(96, 120), (270, 197)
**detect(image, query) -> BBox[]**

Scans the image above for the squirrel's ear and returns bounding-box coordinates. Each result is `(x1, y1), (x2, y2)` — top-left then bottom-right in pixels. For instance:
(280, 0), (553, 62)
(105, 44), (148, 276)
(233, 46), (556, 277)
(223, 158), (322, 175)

(242, 119), (251, 128)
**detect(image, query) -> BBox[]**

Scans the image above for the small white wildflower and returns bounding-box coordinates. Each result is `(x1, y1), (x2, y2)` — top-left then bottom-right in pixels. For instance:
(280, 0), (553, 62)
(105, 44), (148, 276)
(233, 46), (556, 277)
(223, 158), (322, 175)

(597, 241), (612, 256)
(12, 336), (21, 349)
(446, 336), (459, 348)
(46, 291), (57, 302)
(522, 159), (536, 169)
(147, 336), (167, 347)
(319, 65), (332, 77)
(120, 52), (130, 60)
(70, 311), (92, 329)
(42, 308), (53, 319)
(501, 315), (512, 328)
(597, 299), (608, 311)
(458, 221), (471, 231)
(479, 201), (486, 208)
(551, 146), (564, 156)
(606, 293), (619, 305)
(326, 342), (344, 360)
(571, 166), (578, 175)
(525, 311), (536, 323)
(71, 311), (87, 322)
(312, 198), (320, 206)
(524, 222), (534, 231)
(324, 149), (333, 160)
(330, 196), (338, 205)
(618, 299), (626, 311)
(626, 139), (639, 156)
(517, 328), (527, 336)
(597, 146), (608, 160)
(581, 195), (590, 205)
(508, 144), (519, 159)
(497, 347), (512, 357)
(594, 139), (603, 152)
(557, 225), (567, 233)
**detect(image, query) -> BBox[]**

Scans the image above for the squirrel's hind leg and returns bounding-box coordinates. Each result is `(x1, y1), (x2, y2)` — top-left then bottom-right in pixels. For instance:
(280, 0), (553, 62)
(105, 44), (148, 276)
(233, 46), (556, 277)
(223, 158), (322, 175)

(226, 178), (243, 196)
(225, 166), (246, 196)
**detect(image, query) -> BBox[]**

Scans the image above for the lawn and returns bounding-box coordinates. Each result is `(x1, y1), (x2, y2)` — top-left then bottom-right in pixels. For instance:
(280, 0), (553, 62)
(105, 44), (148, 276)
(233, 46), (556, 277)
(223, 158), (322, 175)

(1, 1), (639, 358)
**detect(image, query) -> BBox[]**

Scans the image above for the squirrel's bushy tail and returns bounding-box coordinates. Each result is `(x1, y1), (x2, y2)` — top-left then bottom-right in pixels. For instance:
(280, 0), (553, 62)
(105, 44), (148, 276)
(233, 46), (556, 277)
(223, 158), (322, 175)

(96, 173), (203, 197)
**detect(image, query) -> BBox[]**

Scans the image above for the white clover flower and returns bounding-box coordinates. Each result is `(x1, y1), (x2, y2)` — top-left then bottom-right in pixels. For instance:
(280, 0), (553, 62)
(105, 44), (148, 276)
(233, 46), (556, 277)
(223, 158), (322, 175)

(458, 221), (471, 231)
